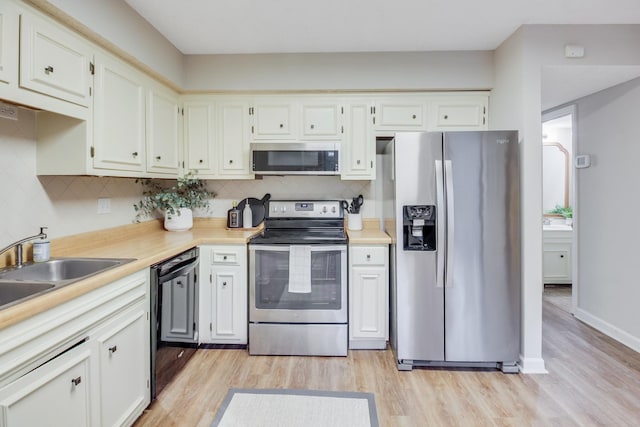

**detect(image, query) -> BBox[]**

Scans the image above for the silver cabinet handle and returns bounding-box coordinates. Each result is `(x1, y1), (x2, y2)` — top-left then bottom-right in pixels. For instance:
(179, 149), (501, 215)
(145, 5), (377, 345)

(444, 159), (454, 288)
(71, 376), (82, 387)
(435, 160), (445, 288)
(44, 66), (54, 74)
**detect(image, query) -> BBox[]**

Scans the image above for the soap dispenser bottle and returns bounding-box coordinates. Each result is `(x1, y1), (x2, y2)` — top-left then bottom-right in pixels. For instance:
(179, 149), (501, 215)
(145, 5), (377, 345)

(243, 199), (253, 229)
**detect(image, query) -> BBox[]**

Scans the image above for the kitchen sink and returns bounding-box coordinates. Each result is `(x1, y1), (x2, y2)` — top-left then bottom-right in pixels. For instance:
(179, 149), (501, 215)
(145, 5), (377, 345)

(0, 281), (56, 308)
(0, 257), (135, 310)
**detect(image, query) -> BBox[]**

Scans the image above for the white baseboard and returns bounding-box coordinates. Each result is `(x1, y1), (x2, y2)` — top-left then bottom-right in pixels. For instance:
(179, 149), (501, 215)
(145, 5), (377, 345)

(518, 356), (547, 374)
(574, 308), (640, 353)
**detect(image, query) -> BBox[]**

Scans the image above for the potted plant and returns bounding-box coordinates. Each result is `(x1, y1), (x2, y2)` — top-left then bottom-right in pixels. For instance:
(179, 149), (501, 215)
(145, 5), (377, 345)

(547, 205), (573, 225)
(134, 173), (215, 231)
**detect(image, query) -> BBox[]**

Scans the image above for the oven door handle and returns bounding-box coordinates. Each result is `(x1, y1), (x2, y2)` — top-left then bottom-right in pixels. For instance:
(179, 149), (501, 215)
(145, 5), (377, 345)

(158, 258), (199, 282)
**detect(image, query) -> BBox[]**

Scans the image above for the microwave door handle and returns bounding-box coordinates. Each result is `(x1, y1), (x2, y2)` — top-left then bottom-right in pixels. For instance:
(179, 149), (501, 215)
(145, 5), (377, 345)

(435, 160), (445, 289)
(444, 159), (454, 289)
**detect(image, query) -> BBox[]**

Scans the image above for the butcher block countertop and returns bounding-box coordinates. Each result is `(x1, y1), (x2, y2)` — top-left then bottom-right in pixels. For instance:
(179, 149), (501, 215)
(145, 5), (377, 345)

(0, 217), (390, 330)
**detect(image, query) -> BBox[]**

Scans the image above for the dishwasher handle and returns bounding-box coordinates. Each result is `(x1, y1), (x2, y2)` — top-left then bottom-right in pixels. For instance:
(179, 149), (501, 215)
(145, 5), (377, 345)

(157, 258), (199, 283)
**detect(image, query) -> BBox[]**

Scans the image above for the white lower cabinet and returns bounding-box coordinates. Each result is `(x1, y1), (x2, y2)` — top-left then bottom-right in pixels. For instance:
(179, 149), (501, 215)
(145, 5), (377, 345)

(199, 245), (248, 344)
(349, 245), (389, 349)
(543, 228), (573, 284)
(0, 269), (150, 427)
(0, 339), (92, 427)
(93, 302), (149, 427)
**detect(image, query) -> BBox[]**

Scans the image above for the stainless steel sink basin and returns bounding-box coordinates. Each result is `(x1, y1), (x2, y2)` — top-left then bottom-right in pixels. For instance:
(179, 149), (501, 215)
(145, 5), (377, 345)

(0, 258), (133, 282)
(0, 282), (56, 308)
(0, 257), (135, 310)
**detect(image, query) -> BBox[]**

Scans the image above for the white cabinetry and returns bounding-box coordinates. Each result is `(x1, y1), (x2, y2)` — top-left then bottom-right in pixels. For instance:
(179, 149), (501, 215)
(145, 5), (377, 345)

(0, 1), (18, 85)
(374, 98), (428, 132)
(0, 340), (92, 427)
(0, 269), (150, 427)
(199, 245), (248, 344)
(342, 100), (375, 180)
(184, 100), (216, 175)
(19, 10), (93, 107)
(93, 51), (146, 173)
(147, 85), (180, 175)
(300, 100), (343, 140)
(543, 228), (573, 284)
(217, 100), (252, 177)
(428, 95), (488, 130)
(349, 245), (389, 349)
(251, 99), (297, 140)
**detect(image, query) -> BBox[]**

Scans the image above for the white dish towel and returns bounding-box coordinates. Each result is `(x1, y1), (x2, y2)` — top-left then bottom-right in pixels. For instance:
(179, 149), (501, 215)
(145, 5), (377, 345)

(288, 246), (312, 293)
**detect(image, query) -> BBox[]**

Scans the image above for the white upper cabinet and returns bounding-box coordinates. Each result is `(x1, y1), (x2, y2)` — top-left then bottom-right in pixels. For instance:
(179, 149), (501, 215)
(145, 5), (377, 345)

(251, 99), (297, 140)
(19, 11), (93, 107)
(0, 1), (18, 85)
(342, 100), (375, 180)
(428, 95), (488, 130)
(147, 85), (180, 175)
(184, 100), (216, 176)
(93, 51), (146, 173)
(374, 98), (428, 132)
(218, 100), (252, 177)
(300, 100), (343, 140)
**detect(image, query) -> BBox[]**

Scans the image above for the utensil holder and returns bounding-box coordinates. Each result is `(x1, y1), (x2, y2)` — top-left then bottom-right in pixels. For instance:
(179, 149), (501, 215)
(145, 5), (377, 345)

(347, 213), (363, 231)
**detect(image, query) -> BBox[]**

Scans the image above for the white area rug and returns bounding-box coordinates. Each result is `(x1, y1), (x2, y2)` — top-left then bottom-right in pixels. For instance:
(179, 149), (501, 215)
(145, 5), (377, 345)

(211, 388), (379, 427)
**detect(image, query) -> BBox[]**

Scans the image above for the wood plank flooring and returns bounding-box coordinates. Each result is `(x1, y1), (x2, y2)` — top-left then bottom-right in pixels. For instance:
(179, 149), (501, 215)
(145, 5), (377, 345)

(134, 290), (640, 426)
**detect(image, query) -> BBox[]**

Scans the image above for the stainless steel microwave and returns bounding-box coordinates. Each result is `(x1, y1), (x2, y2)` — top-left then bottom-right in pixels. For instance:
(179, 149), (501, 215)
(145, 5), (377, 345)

(251, 142), (340, 175)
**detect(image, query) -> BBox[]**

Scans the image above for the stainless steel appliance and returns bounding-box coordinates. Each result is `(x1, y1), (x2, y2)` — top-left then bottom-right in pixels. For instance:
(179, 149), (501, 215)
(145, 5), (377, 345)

(382, 131), (521, 372)
(249, 200), (348, 356)
(150, 247), (199, 399)
(251, 142), (340, 175)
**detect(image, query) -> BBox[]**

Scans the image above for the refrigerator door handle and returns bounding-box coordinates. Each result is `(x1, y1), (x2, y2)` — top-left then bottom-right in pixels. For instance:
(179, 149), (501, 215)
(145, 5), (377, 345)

(444, 159), (454, 288)
(435, 160), (445, 288)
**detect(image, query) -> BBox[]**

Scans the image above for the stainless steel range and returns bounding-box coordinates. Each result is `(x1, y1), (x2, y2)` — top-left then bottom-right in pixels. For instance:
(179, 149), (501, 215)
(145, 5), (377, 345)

(248, 200), (348, 356)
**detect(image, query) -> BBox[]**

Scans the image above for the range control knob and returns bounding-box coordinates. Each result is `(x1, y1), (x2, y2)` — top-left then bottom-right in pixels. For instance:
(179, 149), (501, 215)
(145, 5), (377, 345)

(331, 206), (337, 213)
(322, 206), (328, 213)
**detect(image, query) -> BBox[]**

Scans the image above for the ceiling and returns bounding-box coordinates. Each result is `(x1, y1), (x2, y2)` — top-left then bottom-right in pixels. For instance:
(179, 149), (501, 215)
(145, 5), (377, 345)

(124, 0), (640, 55)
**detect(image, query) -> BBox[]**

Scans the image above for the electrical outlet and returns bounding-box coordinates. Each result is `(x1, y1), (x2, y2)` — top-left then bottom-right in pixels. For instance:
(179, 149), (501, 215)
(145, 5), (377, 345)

(97, 198), (111, 214)
(0, 102), (18, 120)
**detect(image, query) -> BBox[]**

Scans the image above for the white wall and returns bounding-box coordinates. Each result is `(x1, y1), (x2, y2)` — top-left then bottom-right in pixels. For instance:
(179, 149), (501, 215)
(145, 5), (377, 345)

(492, 24), (640, 372)
(572, 77), (640, 352)
(184, 51), (494, 91)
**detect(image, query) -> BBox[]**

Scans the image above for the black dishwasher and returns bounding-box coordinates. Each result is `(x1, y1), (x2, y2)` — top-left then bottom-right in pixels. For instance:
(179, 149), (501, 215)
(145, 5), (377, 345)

(150, 247), (199, 400)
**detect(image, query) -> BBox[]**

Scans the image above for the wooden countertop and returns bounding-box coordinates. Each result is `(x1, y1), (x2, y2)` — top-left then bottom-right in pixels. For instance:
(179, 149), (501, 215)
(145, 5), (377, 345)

(0, 217), (390, 330)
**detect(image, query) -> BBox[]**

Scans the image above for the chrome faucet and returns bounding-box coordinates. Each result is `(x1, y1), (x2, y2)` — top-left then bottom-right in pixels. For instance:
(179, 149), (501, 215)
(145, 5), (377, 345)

(0, 227), (48, 268)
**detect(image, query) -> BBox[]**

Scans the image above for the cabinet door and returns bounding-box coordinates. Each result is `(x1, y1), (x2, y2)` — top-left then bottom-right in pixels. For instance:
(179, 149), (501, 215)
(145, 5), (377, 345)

(429, 96), (488, 130)
(0, 1), (18, 85)
(350, 266), (387, 342)
(543, 244), (572, 284)
(251, 100), (297, 140)
(147, 86), (180, 175)
(0, 341), (92, 427)
(96, 305), (149, 427)
(210, 268), (245, 341)
(218, 101), (252, 177)
(19, 12), (92, 107)
(342, 101), (375, 180)
(300, 101), (342, 140)
(93, 52), (146, 172)
(374, 99), (427, 131)
(184, 101), (216, 176)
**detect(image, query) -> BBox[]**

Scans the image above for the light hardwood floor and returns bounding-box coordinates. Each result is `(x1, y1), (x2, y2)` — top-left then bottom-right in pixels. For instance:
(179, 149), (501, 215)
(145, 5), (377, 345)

(135, 291), (640, 426)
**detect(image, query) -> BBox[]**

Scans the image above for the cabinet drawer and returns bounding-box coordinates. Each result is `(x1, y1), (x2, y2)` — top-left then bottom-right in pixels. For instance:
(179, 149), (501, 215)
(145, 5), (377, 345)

(211, 248), (242, 264)
(350, 246), (387, 266)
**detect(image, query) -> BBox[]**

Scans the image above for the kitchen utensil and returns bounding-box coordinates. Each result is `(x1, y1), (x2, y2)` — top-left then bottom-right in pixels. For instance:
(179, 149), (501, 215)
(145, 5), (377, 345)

(341, 200), (350, 213)
(237, 193), (271, 227)
(351, 195), (364, 213)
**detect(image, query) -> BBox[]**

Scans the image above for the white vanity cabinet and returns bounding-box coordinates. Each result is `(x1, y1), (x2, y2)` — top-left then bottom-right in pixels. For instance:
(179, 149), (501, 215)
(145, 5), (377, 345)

(0, 269), (150, 427)
(543, 227), (573, 284)
(199, 245), (248, 344)
(349, 245), (389, 349)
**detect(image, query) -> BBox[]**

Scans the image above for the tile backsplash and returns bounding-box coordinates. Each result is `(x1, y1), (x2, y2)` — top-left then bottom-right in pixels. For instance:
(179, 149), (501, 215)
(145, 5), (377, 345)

(0, 108), (375, 247)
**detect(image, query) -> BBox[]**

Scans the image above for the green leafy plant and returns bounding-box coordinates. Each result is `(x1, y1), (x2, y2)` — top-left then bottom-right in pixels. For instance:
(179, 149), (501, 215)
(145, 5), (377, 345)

(547, 205), (573, 219)
(134, 173), (215, 222)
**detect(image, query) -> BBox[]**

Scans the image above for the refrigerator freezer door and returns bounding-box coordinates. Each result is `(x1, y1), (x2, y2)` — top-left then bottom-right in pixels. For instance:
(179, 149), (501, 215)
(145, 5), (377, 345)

(392, 132), (445, 362)
(443, 131), (521, 363)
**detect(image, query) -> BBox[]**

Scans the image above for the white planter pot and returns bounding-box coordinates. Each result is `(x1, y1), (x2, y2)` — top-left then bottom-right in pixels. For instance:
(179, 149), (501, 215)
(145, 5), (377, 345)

(164, 208), (193, 232)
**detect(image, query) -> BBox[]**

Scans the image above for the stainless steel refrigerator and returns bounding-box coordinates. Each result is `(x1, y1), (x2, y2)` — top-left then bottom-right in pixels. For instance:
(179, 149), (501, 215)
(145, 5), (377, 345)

(382, 131), (520, 372)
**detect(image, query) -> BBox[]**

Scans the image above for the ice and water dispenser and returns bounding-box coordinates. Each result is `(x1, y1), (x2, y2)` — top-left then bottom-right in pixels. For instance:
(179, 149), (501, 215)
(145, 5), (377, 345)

(402, 205), (436, 251)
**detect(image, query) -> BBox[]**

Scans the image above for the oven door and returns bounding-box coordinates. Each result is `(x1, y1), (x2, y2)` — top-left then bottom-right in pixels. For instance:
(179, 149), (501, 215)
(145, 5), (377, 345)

(249, 244), (347, 323)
